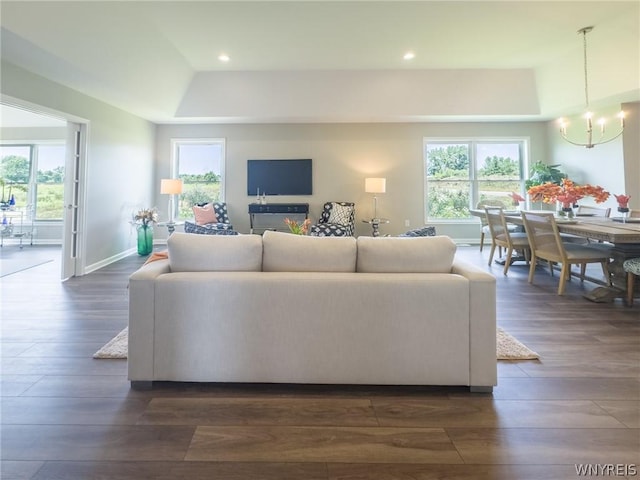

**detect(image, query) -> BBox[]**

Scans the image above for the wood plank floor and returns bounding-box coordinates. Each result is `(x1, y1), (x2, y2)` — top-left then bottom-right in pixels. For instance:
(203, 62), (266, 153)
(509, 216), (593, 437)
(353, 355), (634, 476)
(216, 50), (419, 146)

(1, 245), (638, 479)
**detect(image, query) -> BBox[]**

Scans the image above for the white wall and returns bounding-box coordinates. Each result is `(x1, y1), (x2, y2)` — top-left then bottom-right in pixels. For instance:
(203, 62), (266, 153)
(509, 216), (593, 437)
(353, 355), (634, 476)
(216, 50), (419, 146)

(156, 121), (548, 241)
(1, 61), (156, 270)
(546, 102), (638, 211)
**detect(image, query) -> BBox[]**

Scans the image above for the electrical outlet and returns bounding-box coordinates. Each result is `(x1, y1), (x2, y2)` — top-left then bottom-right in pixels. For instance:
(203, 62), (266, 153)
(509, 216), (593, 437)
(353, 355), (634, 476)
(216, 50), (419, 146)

(405, 219), (410, 227)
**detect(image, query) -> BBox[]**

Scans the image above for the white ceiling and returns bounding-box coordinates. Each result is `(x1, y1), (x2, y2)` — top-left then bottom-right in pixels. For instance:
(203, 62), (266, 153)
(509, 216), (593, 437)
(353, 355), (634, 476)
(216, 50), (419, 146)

(1, 1), (639, 123)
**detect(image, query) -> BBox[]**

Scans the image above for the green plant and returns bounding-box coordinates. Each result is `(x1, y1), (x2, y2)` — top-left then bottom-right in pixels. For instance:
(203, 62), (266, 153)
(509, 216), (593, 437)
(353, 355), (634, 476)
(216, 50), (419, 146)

(524, 162), (566, 190)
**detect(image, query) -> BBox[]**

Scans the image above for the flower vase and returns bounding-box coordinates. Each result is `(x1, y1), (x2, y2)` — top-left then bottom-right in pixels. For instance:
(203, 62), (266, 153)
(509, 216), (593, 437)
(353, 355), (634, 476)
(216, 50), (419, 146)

(558, 204), (574, 219)
(618, 207), (629, 223)
(137, 224), (153, 255)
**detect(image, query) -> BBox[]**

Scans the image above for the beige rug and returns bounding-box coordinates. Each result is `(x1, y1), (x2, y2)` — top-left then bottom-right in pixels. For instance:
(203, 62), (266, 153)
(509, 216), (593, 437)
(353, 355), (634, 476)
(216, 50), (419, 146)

(94, 326), (539, 361)
(93, 327), (128, 359)
(497, 327), (539, 360)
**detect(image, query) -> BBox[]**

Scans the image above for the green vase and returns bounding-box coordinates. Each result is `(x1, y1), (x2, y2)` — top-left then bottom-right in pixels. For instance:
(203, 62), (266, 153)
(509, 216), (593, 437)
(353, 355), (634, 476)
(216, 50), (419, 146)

(137, 224), (153, 255)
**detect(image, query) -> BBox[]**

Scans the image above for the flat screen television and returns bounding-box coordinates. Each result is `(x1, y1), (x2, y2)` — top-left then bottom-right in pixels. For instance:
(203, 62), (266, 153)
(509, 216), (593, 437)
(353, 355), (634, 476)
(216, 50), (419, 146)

(247, 159), (313, 196)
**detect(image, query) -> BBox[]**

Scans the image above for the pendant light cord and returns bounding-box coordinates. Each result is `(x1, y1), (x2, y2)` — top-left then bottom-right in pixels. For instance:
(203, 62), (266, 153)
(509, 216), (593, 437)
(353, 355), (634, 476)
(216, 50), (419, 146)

(580, 27), (592, 109)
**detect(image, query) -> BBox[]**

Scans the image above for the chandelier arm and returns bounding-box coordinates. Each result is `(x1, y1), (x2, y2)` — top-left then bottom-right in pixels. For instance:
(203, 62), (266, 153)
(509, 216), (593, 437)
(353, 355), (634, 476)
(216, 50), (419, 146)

(560, 133), (595, 148)
(561, 128), (624, 148)
(592, 129), (625, 146)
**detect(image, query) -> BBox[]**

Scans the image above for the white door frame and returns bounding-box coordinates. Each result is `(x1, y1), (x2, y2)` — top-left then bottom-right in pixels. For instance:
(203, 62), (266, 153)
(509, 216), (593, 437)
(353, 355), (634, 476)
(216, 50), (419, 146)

(62, 122), (88, 280)
(1, 95), (89, 279)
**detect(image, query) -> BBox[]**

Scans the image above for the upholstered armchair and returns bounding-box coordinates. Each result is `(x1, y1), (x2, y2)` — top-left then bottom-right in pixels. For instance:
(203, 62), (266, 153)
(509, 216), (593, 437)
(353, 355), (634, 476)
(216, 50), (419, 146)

(309, 201), (356, 237)
(184, 202), (236, 235)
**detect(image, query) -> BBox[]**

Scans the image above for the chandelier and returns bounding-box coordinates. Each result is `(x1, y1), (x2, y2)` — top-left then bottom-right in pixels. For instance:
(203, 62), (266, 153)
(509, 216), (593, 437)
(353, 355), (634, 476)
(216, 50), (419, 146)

(558, 26), (625, 149)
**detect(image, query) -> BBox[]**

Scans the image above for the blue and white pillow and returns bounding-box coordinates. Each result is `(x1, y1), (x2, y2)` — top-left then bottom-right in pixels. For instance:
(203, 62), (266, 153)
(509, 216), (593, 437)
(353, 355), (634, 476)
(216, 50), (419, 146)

(327, 203), (354, 226)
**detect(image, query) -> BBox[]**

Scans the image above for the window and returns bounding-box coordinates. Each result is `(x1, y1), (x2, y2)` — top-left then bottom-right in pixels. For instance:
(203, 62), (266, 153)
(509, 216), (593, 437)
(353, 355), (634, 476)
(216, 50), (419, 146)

(172, 139), (225, 219)
(424, 139), (526, 220)
(0, 143), (66, 220)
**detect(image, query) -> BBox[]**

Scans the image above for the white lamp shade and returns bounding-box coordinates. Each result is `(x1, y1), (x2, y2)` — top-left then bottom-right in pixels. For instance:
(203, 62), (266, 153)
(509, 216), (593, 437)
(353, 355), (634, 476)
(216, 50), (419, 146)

(365, 177), (386, 194)
(161, 178), (183, 195)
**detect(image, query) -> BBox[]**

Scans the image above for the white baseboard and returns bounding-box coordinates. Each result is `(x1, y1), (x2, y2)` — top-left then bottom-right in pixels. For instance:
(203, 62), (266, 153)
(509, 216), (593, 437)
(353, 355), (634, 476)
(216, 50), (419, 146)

(84, 248), (137, 274)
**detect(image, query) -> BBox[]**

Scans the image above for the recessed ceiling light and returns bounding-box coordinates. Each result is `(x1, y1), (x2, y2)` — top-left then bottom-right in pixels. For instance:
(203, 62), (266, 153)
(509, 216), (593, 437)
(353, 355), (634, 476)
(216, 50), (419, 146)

(403, 52), (415, 60)
(218, 54), (230, 62)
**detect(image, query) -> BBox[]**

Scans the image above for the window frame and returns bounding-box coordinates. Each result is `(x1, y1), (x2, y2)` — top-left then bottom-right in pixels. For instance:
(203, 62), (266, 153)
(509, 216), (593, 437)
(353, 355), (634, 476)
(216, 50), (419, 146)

(0, 141), (66, 222)
(170, 138), (226, 220)
(423, 137), (529, 223)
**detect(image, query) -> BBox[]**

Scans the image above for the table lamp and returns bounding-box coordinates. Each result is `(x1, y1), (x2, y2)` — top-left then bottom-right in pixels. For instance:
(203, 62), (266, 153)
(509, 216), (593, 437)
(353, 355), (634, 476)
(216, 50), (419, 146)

(365, 177), (386, 220)
(160, 178), (183, 224)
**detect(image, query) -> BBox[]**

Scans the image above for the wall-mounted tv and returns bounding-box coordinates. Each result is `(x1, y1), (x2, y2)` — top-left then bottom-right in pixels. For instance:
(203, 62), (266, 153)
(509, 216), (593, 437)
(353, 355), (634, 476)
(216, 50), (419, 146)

(247, 159), (313, 196)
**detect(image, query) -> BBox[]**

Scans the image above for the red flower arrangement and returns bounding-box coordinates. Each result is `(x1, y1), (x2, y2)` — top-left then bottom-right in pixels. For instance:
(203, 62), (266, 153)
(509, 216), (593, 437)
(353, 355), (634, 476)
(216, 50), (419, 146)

(527, 178), (610, 209)
(615, 194), (630, 213)
(508, 192), (525, 206)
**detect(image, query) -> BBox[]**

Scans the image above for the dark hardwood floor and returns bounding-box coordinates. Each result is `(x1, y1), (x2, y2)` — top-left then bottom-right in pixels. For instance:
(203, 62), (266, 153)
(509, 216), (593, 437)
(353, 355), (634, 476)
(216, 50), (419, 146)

(1, 244), (638, 479)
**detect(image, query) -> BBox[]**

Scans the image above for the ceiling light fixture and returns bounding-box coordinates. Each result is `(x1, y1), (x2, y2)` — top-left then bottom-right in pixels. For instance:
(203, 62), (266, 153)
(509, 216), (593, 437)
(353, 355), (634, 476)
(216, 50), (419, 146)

(218, 54), (230, 62)
(403, 52), (415, 60)
(558, 26), (624, 149)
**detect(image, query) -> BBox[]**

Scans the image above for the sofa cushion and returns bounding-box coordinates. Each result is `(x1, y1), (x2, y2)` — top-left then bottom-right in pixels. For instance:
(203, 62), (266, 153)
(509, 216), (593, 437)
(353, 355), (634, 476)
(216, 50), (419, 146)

(192, 203), (218, 225)
(356, 235), (457, 273)
(262, 230), (356, 272)
(168, 232), (263, 272)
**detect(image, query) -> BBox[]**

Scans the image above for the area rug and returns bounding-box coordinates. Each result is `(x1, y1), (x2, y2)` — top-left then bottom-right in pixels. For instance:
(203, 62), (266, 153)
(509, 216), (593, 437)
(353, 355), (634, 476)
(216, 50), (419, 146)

(93, 327), (540, 361)
(93, 327), (128, 359)
(497, 327), (539, 360)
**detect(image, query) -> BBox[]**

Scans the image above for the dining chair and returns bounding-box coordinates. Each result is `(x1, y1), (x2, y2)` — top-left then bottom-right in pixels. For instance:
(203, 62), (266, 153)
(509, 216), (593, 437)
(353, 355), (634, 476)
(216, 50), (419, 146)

(575, 205), (611, 217)
(521, 211), (612, 295)
(623, 258), (640, 306)
(477, 200), (517, 251)
(484, 207), (530, 275)
(575, 205), (611, 245)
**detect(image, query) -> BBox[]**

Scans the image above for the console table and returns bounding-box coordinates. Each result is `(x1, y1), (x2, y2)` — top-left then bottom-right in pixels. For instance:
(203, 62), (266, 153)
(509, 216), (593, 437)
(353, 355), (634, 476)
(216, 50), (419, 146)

(248, 203), (309, 234)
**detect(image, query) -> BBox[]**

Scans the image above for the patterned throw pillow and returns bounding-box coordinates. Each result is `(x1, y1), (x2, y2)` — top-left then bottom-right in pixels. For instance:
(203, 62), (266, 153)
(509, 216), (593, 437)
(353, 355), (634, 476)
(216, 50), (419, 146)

(192, 204), (218, 225)
(212, 202), (231, 224)
(327, 203), (353, 226)
(399, 226), (437, 237)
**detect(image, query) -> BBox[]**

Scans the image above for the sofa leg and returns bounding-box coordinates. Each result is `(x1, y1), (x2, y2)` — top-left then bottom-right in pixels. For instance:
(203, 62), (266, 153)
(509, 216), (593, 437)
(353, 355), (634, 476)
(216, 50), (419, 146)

(131, 381), (153, 390)
(470, 386), (493, 393)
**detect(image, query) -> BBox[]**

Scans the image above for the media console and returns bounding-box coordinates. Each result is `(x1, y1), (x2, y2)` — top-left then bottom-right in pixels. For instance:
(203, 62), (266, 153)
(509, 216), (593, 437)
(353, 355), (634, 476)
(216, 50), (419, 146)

(248, 203), (310, 234)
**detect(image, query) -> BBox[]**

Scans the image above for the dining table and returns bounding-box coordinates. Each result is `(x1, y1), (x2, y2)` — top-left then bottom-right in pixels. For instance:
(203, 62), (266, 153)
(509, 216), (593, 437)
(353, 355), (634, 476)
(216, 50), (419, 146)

(470, 208), (640, 302)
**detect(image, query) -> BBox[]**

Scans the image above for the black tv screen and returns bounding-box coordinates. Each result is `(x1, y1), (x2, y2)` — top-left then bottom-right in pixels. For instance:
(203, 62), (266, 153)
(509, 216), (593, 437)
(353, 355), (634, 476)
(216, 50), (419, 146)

(247, 159), (313, 196)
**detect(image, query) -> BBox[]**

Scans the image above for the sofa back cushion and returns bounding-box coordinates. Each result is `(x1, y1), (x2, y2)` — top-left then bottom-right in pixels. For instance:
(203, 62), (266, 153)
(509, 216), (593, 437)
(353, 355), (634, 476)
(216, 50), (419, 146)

(356, 235), (457, 273)
(168, 232), (263, 272)
(262, 230), (356, 272)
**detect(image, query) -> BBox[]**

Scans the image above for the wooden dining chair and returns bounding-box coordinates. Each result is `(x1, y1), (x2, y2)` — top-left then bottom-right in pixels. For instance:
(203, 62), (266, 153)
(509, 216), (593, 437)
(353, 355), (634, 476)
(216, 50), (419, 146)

(623, 258), (640, 306)
(521, 211), (612, 295)
(484, 207), (530, 275)
(477, 200), (516, 251)
(575, 205), (611, 217)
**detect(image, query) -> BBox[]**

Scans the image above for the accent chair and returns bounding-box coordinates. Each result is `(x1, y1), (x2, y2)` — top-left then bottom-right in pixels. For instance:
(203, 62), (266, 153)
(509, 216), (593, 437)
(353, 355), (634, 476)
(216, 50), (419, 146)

(185, 202), (235, 234)
(309, 202), (356, 237)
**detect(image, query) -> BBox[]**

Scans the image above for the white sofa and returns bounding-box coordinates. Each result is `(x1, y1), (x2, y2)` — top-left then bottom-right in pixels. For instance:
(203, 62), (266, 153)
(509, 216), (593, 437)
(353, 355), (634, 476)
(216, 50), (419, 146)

(128, 230), (497, 391)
